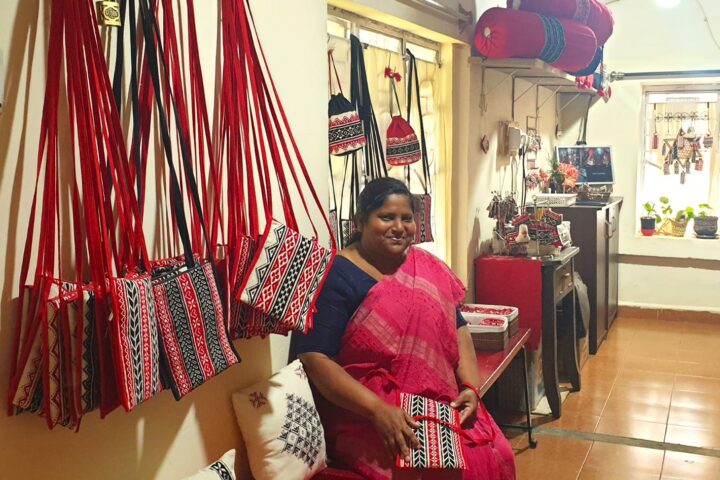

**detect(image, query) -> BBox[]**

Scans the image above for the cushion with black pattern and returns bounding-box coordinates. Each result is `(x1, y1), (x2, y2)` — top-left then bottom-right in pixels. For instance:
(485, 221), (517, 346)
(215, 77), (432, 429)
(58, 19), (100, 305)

(231, 360), (327, 480)
(182, 450), (236, 479)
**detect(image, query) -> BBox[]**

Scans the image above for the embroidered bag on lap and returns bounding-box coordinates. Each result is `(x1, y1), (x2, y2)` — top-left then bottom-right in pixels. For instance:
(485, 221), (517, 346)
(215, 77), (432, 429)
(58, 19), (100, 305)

(396, 392), (467, 470)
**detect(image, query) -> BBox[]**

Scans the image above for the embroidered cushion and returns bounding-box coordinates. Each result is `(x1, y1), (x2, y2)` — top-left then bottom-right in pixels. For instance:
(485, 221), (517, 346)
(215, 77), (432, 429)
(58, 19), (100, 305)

(232, 360), (327, 480)
(182, 449), (236, 480)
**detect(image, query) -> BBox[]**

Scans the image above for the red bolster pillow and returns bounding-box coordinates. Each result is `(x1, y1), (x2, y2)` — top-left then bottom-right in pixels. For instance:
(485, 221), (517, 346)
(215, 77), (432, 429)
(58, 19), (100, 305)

(475, 7), (598, 72)
(507, 0), (614, 45)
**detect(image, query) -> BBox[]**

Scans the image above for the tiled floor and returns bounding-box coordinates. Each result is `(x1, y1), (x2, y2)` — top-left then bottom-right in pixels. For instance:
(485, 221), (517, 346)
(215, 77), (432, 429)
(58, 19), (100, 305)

(504, 312), (720, 479)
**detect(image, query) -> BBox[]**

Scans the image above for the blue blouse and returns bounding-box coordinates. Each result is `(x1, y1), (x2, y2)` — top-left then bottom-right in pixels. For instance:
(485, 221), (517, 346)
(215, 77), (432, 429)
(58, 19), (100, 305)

(289, 256), (466, 359)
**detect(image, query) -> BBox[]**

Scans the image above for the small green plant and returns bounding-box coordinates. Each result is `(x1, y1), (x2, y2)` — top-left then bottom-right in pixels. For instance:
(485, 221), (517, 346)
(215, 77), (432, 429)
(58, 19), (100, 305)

(659, 196), (673, 218)
(675, 206), (695, 222)
(697, 203), (714, 217)
(643, 202), (661, 223)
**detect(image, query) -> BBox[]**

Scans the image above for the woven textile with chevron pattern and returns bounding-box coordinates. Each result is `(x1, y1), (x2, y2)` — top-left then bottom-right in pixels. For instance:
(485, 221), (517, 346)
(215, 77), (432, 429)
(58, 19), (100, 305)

(109, 274), (163, 411)
(411, 194), (434, 244)
(396, 392), (467, 470)
(237, 220), (332, 337)
(152, 261), (239, 399)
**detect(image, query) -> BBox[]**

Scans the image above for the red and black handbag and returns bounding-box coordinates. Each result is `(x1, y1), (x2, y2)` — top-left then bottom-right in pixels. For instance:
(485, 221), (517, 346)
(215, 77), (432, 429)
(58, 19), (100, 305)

(386, 68), (422, 167)
(328, 50), (365, 156)
(225, 0), (336, 338)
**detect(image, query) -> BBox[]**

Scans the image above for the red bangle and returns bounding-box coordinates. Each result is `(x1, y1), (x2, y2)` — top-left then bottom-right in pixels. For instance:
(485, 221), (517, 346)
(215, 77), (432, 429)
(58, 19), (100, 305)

(461, 381), (481, 400)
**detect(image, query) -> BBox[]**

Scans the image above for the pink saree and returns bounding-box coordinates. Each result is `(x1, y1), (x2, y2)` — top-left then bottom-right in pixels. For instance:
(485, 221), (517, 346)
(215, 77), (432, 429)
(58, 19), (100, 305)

(320, 247), (515, 479)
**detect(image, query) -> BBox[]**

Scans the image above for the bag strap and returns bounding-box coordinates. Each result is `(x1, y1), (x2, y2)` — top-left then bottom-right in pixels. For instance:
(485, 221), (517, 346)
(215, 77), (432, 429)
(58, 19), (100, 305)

(350, 35), (386, 181)
(405, 49), (430, 194)
(328, 50), (343, 96)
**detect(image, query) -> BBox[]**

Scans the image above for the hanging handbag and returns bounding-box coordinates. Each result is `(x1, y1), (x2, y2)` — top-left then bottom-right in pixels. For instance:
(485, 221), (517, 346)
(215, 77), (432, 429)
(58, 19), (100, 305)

(405, 49), (434, 244)
(228, 0), (336, 337)
(328, 51), (365, 156)
(386, 68), (422, 166)
(136, 0), (239, 400)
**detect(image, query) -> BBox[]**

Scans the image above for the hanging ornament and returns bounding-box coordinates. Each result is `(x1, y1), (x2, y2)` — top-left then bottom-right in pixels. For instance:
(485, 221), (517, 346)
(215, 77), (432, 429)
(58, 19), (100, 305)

(696, 157), (704, 171)
(663, 160), (670, 175)
(685, 161), (691, 174)
(703, 133), (713, 149)
(680, 171), (686, 184)
(674, 161), (680, 174)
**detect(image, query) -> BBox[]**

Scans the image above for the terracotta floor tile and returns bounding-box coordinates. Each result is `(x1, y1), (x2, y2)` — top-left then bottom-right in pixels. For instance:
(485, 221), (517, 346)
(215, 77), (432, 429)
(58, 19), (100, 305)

(671, 391), (720, 412)
(512, 434), (591, 465)
(601, 401), (670, 424)
(538, 410), (601, 433)
(617, 306), (658, 320)
(514, 458), (582, 480)
(673, 375), (720, 395)
(581, 442), (664, 477)
(667, 405), (720, 430)
(595, 417), (667, 442)
(675, 361), (720, 379)
(665, 424), (720, 449)
(563, 392), (610, 416)
(579, 470), (660, 480)
(615, 370), (676, 389)
(661, 450), (720, 479)
(607, 385), (673, 407)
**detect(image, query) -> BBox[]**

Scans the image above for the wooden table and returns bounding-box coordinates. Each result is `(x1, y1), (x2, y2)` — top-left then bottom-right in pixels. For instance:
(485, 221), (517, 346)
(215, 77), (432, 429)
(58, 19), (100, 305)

(476, 328), (536, 447)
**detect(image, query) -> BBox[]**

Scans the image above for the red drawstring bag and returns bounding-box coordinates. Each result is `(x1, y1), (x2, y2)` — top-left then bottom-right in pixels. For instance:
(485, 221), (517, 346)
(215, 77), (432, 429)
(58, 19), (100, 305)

(386, 69), (421, 166)
(475, 7), (597, 73)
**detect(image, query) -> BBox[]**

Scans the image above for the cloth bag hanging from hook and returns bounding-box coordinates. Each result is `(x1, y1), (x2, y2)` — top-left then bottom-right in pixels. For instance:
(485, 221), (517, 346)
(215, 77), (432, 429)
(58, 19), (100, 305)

(328, 51), (365, 156)
(386, 67), (421, 166)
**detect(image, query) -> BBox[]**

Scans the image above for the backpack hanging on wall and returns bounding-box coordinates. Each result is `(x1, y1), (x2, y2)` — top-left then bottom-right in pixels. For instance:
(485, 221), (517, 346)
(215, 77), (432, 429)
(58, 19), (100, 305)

(328, 50), (365, 156)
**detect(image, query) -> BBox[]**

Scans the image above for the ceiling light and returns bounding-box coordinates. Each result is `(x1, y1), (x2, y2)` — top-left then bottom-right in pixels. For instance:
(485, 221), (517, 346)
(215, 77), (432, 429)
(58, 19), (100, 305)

(656, 0), (681, 8)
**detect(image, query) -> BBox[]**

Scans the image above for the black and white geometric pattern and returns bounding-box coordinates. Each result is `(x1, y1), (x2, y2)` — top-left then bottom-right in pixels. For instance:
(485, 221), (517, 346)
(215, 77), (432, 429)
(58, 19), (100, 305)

(208, 460), (234, 480)
(278, 393), (323, 466)
(538, 15), (565, 65)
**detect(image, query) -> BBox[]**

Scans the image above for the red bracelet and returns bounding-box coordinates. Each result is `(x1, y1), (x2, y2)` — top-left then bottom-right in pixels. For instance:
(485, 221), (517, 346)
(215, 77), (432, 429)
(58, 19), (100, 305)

(461, 381), (481, 400)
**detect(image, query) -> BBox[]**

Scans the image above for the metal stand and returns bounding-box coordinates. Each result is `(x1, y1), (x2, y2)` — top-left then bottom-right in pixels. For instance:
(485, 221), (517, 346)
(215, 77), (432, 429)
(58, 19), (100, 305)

(499, 346), (537, 448)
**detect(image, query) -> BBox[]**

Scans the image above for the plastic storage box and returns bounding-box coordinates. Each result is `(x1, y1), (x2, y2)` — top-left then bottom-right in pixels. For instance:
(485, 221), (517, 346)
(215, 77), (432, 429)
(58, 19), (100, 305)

(466, 316), (509, 351)
(461, 304), (519, 338)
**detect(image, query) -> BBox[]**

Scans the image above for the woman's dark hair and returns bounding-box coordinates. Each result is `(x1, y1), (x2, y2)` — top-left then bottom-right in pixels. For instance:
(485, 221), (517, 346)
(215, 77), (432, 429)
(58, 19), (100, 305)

(346, 177), (413, 245)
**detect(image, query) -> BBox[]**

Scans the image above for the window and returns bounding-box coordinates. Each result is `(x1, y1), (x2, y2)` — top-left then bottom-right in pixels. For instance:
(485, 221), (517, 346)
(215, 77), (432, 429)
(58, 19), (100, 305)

(639, 87), (720, 234)
(327, 13), (448, 258)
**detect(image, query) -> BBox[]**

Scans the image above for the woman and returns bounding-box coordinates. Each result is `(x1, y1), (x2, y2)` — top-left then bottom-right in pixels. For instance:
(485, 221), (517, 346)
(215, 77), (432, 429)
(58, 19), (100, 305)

(290, 178), (515, 479)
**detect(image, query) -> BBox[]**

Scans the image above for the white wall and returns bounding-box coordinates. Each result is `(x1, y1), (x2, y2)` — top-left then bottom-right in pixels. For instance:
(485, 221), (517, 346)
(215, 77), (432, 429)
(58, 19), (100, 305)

(562, 0), (720, 311)
(0, 1), (328, 478)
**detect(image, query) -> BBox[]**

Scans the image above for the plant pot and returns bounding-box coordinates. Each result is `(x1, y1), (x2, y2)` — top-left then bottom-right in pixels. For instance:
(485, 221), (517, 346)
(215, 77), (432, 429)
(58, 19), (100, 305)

(670, 219), (688, 237)
(694, 216), (718, 238)
(640, 216), (656, 236)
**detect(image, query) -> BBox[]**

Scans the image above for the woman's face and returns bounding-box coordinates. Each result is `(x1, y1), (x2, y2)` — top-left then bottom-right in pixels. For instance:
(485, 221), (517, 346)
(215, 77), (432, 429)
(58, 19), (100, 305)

(359, 194), (416, 256)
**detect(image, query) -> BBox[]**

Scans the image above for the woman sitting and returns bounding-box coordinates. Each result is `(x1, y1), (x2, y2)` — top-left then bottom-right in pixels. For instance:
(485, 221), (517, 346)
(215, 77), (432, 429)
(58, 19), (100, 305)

(290, 177), (515, 479)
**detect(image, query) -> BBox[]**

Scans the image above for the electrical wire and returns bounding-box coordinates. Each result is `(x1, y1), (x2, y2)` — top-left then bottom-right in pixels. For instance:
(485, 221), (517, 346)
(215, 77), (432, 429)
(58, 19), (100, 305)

(695, 0), (720, 53)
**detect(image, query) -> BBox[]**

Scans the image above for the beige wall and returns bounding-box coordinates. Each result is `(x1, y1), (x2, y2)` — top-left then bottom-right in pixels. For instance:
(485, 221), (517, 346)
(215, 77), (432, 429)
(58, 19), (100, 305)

(0, 0), (328, 478)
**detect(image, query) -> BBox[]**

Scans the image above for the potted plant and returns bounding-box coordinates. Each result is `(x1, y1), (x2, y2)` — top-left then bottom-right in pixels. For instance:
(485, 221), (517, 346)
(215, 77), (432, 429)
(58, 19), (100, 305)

(693, 203), (718, 238)
(658, 197), (693, 237)
(640, 201), (660, 236)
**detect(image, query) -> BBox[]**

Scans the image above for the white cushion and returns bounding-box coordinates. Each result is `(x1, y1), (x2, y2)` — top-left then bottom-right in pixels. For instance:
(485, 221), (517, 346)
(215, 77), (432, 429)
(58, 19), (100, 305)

(231, 360), (327, 480)
(182, 449), (236, 480)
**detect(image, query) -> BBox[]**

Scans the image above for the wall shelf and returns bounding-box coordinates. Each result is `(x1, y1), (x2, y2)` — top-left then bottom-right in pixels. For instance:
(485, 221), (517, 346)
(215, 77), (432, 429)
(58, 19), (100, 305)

(470, 57), (598, 121)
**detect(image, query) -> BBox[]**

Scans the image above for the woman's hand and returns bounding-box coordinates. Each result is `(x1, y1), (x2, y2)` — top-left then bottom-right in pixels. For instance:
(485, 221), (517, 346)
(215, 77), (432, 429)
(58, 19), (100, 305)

(370, 402), (421, 462)
(451, 388), (479, 426)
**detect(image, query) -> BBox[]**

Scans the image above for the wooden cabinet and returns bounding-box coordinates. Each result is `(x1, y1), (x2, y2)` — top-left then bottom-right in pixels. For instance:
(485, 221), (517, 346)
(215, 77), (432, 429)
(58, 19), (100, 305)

(554, 198), (623, 354)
